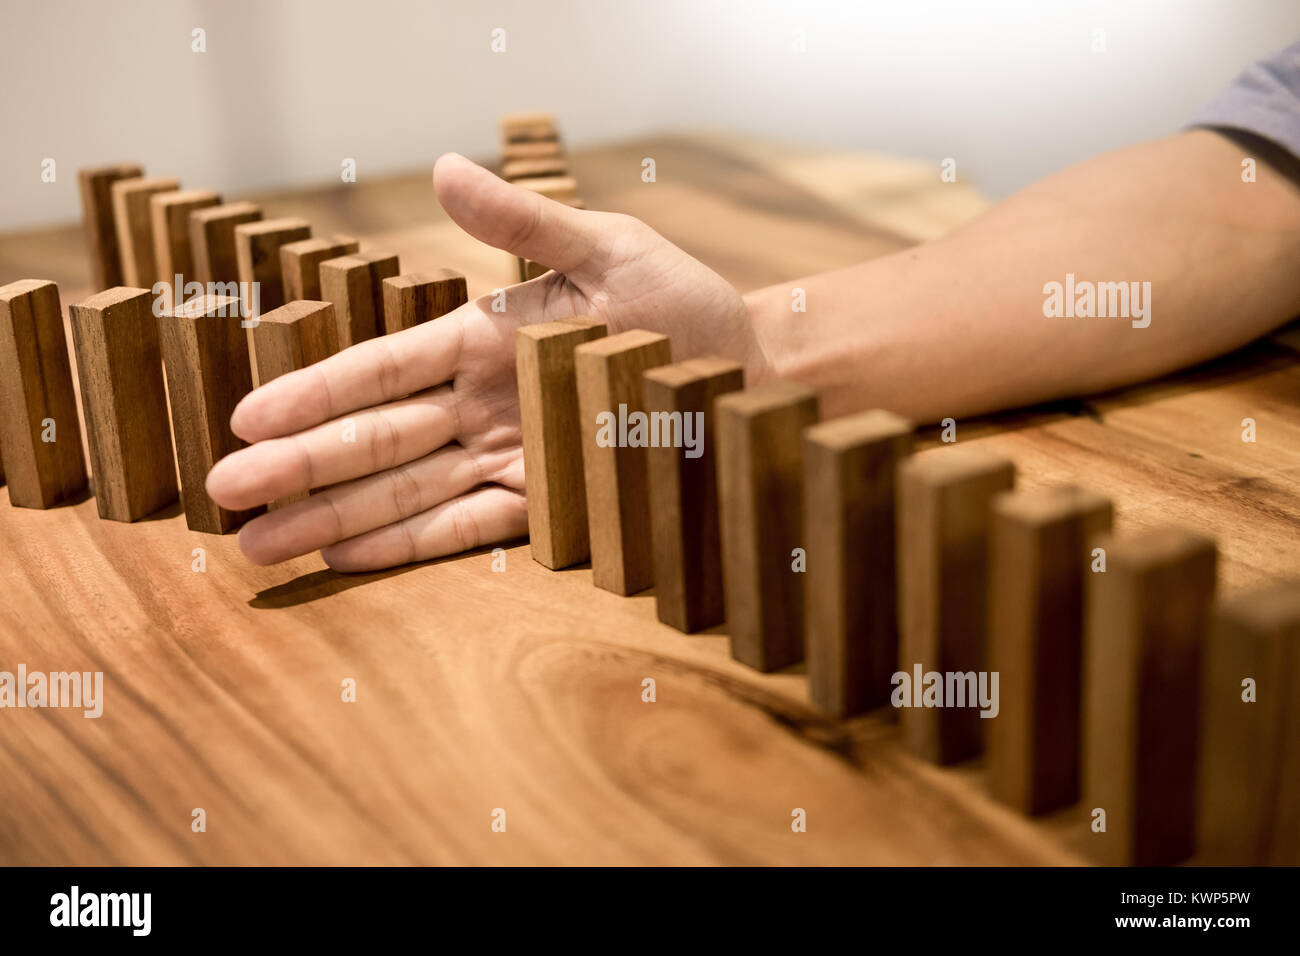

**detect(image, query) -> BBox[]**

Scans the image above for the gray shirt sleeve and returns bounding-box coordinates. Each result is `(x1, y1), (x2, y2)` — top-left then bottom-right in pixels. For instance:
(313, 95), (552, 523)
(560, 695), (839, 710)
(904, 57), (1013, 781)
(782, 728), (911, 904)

(1188, 38), (1300, 160)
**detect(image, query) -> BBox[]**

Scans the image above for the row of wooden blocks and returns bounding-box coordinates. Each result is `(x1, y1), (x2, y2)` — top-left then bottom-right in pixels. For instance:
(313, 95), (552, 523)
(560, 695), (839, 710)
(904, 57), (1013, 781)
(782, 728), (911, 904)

(515, 318), (1300, 866)
(498, 113), (583, 283)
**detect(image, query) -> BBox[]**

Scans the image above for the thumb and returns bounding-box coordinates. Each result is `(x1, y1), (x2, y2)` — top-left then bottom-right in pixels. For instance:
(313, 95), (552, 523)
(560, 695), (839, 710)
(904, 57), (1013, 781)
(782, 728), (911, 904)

(433, 153), (609, 281)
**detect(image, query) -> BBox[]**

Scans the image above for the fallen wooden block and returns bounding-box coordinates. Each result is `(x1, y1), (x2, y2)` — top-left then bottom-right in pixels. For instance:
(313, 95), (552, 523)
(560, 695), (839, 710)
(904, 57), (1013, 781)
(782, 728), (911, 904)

(574, 329), (672, 594)
(643, 358), (744, 633)
(157, 294), (262, 533)
(280, 234), (359, 301)
(320, 251), (400, 347)
(715, 382), (819, 671)
(111, 176), (179, 289)
(190, 202), (263, 285)
(77, 164), (143, 290)
(896, 446), (1014, 763)
(68, 287), (179, 521)
(987, 485), (1112, 813)
(1197, 582), (1300, 864)
(1083, 527), (1216, 866)
(151, 189), (222, 297)
(0, 280), (88, 508)
(234, 217), (311, 315)
(501, 111), (557, 143)
(502, 156), (569, 181)
(803, 410), (913, 717)
(516, 317), (608, 569)
(381, 270), (468, 335)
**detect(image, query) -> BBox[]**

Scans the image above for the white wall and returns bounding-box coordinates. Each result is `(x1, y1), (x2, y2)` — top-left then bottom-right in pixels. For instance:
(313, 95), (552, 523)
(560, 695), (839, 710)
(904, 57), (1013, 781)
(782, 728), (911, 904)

(3, 0), (1297, 231)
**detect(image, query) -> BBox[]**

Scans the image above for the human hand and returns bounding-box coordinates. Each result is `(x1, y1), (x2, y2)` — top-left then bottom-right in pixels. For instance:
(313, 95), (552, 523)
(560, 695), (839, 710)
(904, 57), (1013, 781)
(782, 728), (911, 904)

(205, 153), (760, 571)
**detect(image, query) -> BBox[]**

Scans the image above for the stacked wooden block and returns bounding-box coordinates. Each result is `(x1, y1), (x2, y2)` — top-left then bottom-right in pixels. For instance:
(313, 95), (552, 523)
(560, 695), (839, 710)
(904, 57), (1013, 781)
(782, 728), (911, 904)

(498, 112), (584, 282)
(514, 316), (1300, 867)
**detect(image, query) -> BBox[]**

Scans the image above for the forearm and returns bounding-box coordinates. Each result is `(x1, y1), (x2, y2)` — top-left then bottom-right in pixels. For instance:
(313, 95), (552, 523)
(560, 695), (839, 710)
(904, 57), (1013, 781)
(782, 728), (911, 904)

(743, 130), (1300, 422)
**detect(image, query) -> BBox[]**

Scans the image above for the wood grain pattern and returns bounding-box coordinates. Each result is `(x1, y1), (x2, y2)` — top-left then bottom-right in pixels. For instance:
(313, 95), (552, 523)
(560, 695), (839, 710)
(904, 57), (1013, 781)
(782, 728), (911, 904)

(515, 317), (608, 569)
(150, 189), (222, 294)
(157, 294), (262, 534)
(234, 217), (311, 314)
(574, 330), (672, 595)
(1083, 528), (1216, 866)
(643, 358), (744, 632)
(0, 280), (88, 508)
(381, 269), (468, 335)
(0, 135), (1296, 865)
(77, 164), (143, 291)
(67, 287), (178, 522)
(249, 300), (341, 388)
(110, 177), (179, 289)
(716, 383), (819, 672)
(320, 251), (400, 347)
(987, 485), (1112, 813)
(1197, 582), (1300, 864)
(896, 446), (1015, 763)
(280, 234), (359, 301)
(803, 410), (913, 717)
(190, 202), (263, 285)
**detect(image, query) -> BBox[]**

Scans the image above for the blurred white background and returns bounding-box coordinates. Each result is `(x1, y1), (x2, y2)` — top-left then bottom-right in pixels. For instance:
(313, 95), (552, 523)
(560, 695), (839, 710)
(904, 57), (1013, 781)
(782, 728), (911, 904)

(3, 0), (1298, 231)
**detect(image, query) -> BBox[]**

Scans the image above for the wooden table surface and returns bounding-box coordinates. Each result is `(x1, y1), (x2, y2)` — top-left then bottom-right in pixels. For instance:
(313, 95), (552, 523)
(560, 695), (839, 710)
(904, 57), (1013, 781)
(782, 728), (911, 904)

(1, 134), (1297, 865)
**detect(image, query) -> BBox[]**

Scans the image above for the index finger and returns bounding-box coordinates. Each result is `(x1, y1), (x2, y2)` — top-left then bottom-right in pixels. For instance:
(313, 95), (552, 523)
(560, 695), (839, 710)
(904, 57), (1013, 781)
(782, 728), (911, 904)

(231, 305), (467, 442)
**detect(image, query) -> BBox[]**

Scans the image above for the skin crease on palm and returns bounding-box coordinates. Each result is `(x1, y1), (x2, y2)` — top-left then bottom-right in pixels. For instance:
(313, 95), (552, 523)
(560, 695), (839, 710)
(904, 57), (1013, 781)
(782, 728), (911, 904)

(205, 152), (763, 573)
(207, 133), (1300, 573)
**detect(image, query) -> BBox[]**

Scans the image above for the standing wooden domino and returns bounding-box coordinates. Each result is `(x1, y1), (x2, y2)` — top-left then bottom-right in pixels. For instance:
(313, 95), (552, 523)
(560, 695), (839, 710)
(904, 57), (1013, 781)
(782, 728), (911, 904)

(382, 270), (468, 335)
(68, 287), (179, 521)
(234, 217), (311, 314)
(320, 251), (400, 347)
(151, 189), (222, 296)
(803, 410), (913, 717)
(501, 111), (557, 144)
(190, 202), (263, 285)
(157, 294), (262, 533)
(1198, 582), (1300, 864)
(715, 382), (819, 671)
(642, 358), (744, 633)
(280, 235), (359, 301)
(111, 177), (179, 289)
(574, 329), (672, 595)
(249, 300), (341, 388)
(0, 280), (88, 508)
(1083, 527), (1216, 865)
(987, 485), (1112, 813)
(77, 163), (143, 290)
(516, 317), (608, 569)
(896, 446), (1014, 763)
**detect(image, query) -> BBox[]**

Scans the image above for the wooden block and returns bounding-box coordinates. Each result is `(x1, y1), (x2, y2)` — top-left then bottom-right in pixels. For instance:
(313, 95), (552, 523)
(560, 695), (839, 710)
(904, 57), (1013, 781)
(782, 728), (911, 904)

(250, 300), (341, 388)
(381, 270), (468, 335)
(111, 177), (179, 289)
(715, 382), (819, 671)
(574, 330), (672, 594)
(150, 189), (222, 296)
(502, 157), (569, 181)
(502, 140), (564, 162)
(77, 164), (143, 290)
(987, 485), (1113, 813)
(320, 251), (400, 347)
(157, 294), (263, 533)
(896, 446), (1015, 763)
(280, 234), (359, 301)
(803, 410), (914, 717)
(517, 259), (549, 282)
(234, 218), (311, 315)
(68, 287), (179, 521)
(0, 280), (88, 508)
(501, 112), (557, 143)
(643, 358), (744, 633)
(515, 317), (609, 569)
(190, 202), (263, 285)
(1083, 527), (1216, 866)
(1198, 582), (1300, 864)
